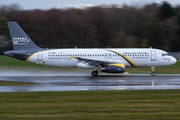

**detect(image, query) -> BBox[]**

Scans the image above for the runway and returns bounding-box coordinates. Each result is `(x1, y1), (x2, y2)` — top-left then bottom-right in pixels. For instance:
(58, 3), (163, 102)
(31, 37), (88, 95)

(0, 73), (180, 92)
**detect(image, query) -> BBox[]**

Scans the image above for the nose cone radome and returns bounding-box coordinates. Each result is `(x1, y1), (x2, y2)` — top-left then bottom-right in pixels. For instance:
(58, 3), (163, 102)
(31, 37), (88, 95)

(171, 57), (177, 65)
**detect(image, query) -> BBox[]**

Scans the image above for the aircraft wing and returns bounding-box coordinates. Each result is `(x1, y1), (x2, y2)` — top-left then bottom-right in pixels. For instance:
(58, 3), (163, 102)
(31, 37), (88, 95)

(70, 55), (120, 66)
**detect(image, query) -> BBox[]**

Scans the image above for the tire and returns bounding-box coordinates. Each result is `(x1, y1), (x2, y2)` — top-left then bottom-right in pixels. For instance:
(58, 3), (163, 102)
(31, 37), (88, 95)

(151, 72), (155, 76)
(92, 70), (98, 76)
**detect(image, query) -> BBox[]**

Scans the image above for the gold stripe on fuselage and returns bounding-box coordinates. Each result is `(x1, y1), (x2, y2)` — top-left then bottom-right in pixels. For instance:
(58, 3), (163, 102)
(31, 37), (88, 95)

(26, 51), (41, 61)
(107, 49), (138, 67)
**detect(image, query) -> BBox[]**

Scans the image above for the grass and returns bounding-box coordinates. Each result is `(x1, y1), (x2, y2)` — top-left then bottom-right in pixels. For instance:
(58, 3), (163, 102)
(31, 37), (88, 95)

(0, 90), (180, 119)
(0, 55), (43, 67)
(0, 81), (36, 86)
(0, 55), (180, 74)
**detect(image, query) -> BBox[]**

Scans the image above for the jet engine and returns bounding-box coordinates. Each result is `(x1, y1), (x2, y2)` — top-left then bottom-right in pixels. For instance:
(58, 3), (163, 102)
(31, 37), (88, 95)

(101, 63), (125, 73)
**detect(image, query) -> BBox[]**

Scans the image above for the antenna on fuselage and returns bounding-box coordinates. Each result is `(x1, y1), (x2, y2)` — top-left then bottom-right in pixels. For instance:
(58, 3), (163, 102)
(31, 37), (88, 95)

(150, 46), (152, 49)
(75, 46), (77, 49)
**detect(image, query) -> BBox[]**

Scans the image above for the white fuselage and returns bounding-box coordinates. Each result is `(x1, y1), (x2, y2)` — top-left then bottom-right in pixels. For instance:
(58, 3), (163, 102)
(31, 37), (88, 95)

(27, 48), (177, 68)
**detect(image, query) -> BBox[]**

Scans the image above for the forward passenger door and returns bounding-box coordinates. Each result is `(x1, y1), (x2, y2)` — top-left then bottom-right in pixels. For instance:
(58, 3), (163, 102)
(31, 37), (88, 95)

(151, 50), (156, 61)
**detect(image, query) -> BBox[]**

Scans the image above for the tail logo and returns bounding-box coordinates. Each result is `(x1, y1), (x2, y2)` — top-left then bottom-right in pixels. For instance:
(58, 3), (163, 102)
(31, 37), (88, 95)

(13, 37), (30, 44)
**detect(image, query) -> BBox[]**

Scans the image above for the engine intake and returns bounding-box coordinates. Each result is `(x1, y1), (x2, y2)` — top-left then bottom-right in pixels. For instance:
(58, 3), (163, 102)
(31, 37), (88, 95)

(101, 64), (125, 73)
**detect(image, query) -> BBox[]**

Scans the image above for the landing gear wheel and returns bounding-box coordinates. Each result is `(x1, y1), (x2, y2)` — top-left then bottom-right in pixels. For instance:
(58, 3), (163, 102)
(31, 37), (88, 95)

(151, 72), (155, 76)
(92, 70), (98, 76)
(151, 66), (156, 76)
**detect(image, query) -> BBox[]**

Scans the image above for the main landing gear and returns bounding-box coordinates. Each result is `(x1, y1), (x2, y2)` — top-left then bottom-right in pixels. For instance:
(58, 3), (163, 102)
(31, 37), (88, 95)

(92, 66), (99, 76)
(92, 70), (98, 76)
(151, 66), (155, 76)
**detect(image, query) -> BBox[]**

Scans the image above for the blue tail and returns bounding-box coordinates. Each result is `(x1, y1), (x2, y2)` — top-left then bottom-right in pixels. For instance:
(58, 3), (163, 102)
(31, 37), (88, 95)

(7, 22), (40, 50)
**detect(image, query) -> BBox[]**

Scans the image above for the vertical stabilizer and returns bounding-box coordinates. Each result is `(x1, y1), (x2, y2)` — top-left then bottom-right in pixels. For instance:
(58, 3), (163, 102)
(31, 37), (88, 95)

(7, 22), (40, 50)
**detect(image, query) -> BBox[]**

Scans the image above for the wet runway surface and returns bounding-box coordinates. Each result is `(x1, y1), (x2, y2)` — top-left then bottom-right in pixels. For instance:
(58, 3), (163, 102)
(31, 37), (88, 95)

(0, 73), (180, 92)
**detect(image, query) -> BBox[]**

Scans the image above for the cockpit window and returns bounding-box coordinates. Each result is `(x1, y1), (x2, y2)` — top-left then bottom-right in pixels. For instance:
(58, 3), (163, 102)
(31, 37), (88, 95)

(162, 53), (170, 56)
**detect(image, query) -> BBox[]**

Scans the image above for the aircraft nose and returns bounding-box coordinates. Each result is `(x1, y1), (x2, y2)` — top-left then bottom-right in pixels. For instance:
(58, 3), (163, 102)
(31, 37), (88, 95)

(171, 57), (177, 65)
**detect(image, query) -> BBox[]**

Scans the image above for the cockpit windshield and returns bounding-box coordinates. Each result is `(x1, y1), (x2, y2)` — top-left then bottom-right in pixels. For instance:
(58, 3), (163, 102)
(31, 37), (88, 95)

(162, 53), (170, 56)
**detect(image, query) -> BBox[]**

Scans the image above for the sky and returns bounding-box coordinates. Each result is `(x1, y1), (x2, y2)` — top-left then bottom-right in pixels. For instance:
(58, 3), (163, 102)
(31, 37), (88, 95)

(0, 0), (180, 10)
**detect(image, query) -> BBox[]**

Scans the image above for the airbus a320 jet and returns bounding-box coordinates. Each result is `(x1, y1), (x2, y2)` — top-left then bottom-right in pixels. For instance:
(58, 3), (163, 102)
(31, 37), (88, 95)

(4, 22), (177, 76)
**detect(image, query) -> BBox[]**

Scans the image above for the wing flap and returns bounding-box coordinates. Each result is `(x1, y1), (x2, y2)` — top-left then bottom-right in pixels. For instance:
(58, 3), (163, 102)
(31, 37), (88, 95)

(70, 55), (121, 66)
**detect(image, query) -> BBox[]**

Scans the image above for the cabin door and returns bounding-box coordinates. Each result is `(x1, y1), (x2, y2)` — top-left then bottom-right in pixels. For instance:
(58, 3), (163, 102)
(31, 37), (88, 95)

(151, 50), (156, 61)
(37, 51), (43, 61)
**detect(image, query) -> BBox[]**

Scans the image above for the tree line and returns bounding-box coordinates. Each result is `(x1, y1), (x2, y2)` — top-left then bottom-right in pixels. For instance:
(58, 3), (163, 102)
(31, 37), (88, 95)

(0, 1), (180, 51)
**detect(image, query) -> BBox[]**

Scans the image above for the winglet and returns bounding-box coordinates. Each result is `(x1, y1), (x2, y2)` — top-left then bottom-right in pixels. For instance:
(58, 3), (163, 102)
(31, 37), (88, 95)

(70, 55), (75, 60)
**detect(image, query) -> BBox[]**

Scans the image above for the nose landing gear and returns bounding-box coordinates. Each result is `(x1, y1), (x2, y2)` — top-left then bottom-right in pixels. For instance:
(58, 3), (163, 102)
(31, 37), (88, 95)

(151, 66), (155, 76)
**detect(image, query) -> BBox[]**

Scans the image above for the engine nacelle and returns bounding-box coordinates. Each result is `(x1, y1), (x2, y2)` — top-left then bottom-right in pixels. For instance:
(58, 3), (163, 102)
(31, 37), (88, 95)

(101, 64), (125, 73)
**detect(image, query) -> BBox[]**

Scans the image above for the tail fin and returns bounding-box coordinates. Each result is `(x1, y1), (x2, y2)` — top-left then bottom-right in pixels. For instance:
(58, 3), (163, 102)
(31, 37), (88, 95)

(7, 22), (40, 50)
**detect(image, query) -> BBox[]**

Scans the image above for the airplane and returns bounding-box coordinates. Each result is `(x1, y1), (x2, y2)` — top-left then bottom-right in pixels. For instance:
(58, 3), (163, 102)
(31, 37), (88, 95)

(4, 22), (177, 76)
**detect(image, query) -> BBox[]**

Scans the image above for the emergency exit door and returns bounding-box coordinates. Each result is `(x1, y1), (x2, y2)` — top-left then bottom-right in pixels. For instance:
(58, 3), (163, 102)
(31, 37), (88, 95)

(151, 50), (156, 61)
(37, 51), (43, 61)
